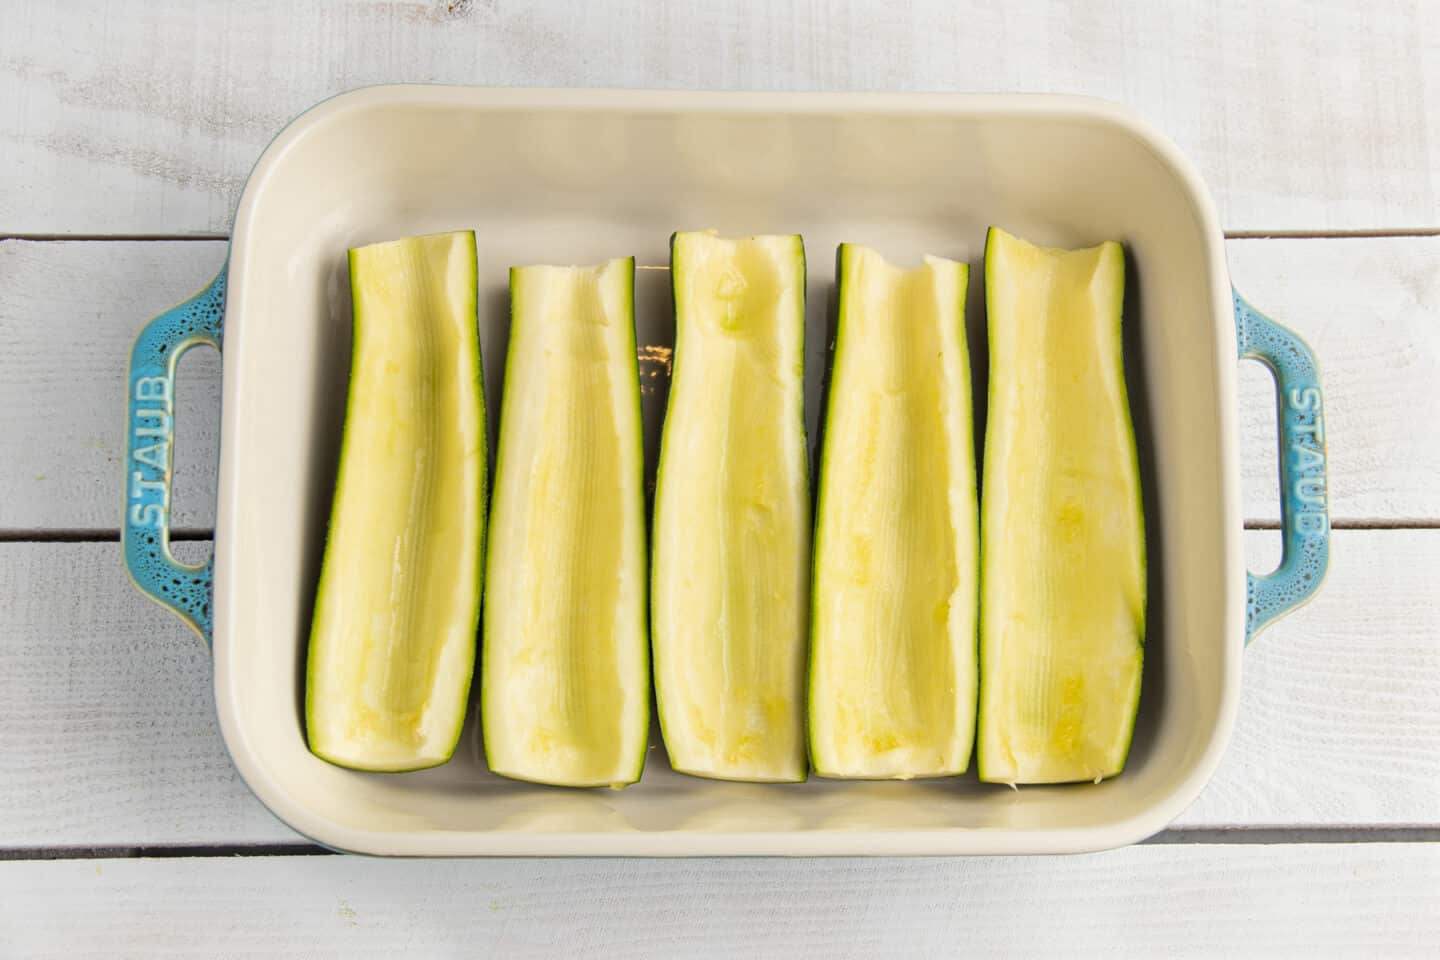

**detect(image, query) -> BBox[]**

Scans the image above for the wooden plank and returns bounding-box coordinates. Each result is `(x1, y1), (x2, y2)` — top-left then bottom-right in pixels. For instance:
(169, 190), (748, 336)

(2, 236), (1435, 532)
(1177, 531), (1440, 829)
(2, 531), (1435, 849)
(0, 541), (298, 848)
(1, 0), (1436, 235)
(0, 239), (225, 533)
(2, 845), (1437, 957)
(1229, 236), (1440, 525)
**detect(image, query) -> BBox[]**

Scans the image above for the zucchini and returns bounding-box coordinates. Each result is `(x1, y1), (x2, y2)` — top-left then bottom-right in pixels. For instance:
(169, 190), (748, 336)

(809, 244), (977, 779)
(652, 230), (810, 782)
(306, 230), (485, 772)
(978, 227), (1145, 785)
(482, 258), (649, 787)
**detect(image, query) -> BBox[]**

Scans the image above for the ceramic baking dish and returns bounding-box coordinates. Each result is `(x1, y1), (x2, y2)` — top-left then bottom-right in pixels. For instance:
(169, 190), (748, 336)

(122, 87), (1330, 856)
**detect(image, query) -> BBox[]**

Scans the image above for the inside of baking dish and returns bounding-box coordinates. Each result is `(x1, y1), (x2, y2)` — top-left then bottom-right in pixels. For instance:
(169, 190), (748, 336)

(217, 91), (1239, 849)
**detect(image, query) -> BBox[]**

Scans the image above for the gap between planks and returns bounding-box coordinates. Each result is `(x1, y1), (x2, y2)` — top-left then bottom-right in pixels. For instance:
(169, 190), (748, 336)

(4, 520), (1430, 545)
(0, 233), (231, 242)
(6, 828), (1440, 862)
(6, 230), (1440, 244)
(1246, 519), (1440, 531)
(1224, 228), (1440, 240)
(0, 529), (212, 543)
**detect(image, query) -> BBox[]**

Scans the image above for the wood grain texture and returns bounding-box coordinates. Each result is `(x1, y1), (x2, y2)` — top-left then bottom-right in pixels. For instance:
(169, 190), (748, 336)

(2, 532), (1435, 849)
(1229, 236), (1440, 525)
(2, 845), (1438, 958)
(1, 0), (1436, 235)
(2, 236), (1434, 532)
(0, 541), (297, 848)
(2, 2), (1434, 943)
(1182, 532), (1440, 828)
(0, 239), (224, 534)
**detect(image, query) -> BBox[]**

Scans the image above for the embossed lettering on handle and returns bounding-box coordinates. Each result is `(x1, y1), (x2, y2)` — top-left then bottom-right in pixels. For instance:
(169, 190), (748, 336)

(121, 268), (227, 645)
(1234, 290), (1331, 643)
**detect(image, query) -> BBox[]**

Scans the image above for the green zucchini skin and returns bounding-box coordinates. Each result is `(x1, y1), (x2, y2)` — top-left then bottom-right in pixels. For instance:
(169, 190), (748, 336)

(652, 230), (811, 783)
(482, 258), (650, 788)
(809, 244), (978, 780)
(306, 230), (485, 773)
(978, 227), (1145, 786)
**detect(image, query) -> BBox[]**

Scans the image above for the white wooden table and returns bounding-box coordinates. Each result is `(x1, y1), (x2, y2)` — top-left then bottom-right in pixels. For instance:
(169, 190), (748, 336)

(3, 1), (1438, 955)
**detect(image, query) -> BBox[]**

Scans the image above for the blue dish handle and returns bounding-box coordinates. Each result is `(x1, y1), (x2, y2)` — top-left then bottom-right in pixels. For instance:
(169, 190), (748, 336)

(120, 273), (1324, 648)
(1234, 290), (1330, 643)
(122, 266), (227, 646)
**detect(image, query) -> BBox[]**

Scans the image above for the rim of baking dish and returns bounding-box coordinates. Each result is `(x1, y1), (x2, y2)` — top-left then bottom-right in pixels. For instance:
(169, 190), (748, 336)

(213, 85), (1242, 856)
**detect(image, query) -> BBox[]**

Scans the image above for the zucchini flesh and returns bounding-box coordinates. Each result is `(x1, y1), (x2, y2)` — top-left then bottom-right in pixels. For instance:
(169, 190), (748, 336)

(652, 230), (810, 782)
(978, 227), (1145, 785)
(809, 245), (977, 779)
(306, 231), (484, 772)
(482, 259), (649, 787)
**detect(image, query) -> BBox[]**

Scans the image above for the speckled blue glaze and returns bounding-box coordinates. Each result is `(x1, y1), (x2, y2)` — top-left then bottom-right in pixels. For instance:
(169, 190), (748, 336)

(1235, 289), (1330, 644)
(122, 266), (226, 645)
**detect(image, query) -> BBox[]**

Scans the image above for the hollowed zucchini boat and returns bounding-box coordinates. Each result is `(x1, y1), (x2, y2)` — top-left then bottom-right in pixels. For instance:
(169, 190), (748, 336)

(652, 230), (811, 782)
(306, 230), (485, 772)
(978, 227), (1145, 786)
(809, 244), (978, 779)
(482, 258), (650, 788)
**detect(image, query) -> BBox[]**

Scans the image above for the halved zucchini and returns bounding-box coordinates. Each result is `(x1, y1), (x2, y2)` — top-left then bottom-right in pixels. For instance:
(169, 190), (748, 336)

(978, 227), (1145, 785)
(652, 230), (810, 782)
(809, 244), (977, 779)
(306, 230), (485, 772)
(482, 258), (649, 788)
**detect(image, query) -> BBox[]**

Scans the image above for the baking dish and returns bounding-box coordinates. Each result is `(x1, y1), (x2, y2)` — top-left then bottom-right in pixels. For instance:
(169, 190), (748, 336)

(122, 87), (1329, 855)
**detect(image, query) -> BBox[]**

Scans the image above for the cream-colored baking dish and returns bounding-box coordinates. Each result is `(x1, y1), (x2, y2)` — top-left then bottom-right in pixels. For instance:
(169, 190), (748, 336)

(122, 86), (1329, 855)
